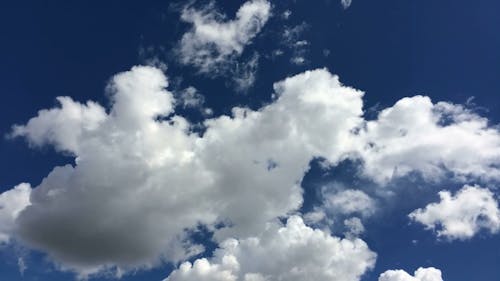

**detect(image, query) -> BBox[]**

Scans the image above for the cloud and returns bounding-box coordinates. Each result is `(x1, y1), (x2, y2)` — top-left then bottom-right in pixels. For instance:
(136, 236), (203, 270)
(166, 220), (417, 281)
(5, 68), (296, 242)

(18, 257), (27, 276)
(344, 217), (365, 237)
(231, 53), (259, 92)
(177, 86), (205, 109)
(7, 67), (365, 276)
(0, 183), (31, 243)
(281, 22), (310, 66)
(409, 185), (500, 240)
(341, 0), (353, 10)
(353, 96), (500, 183)
(164, 215), (376, 281)
(379, 267), (443, 281)
(177, 0), (271, 73)
(4, 65), (500, 277)
(324, 189), (376, 217)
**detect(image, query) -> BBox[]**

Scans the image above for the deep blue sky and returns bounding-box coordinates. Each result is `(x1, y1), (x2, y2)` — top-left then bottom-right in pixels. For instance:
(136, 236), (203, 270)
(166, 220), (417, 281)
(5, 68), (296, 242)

(1, 0), (500, 280)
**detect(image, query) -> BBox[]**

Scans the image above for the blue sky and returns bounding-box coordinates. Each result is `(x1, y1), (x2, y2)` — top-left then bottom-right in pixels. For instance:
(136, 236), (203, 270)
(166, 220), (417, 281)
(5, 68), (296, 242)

(1, 1), (500, 281)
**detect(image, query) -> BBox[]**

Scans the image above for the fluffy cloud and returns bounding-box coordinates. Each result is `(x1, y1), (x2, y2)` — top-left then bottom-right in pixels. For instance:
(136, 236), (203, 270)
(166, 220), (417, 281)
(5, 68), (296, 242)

(5, 64), (500, 277)
(165, 216), (376, 281)
(178, 0), (271, 73)
(409, 185), (500, 240)
(354, 96), (500, 183)
(379, 267), (443, 281)
(6, 66), (365, 276)
(0, 183), (31, 243)
(324, 189), (376, 217)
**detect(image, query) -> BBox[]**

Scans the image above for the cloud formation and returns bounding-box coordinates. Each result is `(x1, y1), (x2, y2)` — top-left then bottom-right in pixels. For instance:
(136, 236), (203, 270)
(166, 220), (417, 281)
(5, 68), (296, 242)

(0, 183), (31, 243)
(354, 96), (500, 183)
(7, 67), (365, 276)
(164, 216), (376, 281)
(409, 185), (500, 240)
(4, 65), (500, 278)
(324, 189), (376, 217)
(178, 0), (271, 73)
(378, 267), (443, 281)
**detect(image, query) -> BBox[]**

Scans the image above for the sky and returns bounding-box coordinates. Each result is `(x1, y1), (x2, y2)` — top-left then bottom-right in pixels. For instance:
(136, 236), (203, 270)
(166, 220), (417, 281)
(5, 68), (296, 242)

(1, 0), (500, 281)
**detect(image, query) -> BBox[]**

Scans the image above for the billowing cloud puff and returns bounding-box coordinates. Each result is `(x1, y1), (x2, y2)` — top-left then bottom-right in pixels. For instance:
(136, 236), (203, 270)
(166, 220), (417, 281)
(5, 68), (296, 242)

(4, 64), (500, 277)
(0, 183), (31, 243)
(7, 66), (365, 275)
(178, 0), (271, 73)
(409, 185), (500, 240)
(354, 96), (500, 183)
(164, 216), (376, 281)
(379, 267), (443, 281)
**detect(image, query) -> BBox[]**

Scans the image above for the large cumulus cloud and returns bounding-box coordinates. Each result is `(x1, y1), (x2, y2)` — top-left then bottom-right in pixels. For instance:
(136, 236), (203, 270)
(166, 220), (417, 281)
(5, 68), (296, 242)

(3, 64), (500, 278)
(7, 66), (365, 276)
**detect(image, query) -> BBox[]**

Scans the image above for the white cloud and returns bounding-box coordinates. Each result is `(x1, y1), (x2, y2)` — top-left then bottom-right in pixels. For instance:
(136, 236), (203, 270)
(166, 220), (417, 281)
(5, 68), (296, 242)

(341, 0), (353, 10)
(353, 96), (500, 183)
(379, 267), (443, 281)
(164, 215), (376, 281)
(177, 86), (205, 109)
(178, 0), (271, 73)
(231, 53), (259, 92)
(324, 189), (376, 217)
(0, 183), (31, 243)
(6, 67), (366, 276)
(409, 185), (500, 240)
(281, 22), (310, 66)
(344, 217), (365, 237)
(5, 65), (500, 277)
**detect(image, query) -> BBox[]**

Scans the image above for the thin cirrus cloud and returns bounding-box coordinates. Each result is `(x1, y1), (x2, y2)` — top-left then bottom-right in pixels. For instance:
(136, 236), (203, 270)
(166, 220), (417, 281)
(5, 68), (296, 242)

(409, 185), (500, 240)
(2, 64), (500, 279)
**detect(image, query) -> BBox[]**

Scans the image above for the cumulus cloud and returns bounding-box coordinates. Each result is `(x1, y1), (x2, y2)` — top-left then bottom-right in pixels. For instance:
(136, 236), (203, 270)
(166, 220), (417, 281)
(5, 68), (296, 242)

(177, 0), (271, 73)
(164, 215), (376, 281)
(353, 96), (500, 183)
(6, 67), (366, 276)
(409, 185), (500, 240)
(0, 183), (31, 243)
(379, 267), (443, 281)
(4, 65), (500, 277)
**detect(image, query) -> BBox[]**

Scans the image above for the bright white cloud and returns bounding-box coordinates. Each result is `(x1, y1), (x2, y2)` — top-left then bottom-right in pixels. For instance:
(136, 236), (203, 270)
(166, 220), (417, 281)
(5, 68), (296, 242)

(164, 216), (376, 281)
(178, 0), (271, 73)
(379, 267), (443, 281)
(6, 66), (365, 276)
(4, 65), (500, 278)
(354, 96), (500, 183)
(0, 183), (31, 243)
(409, 185), (500, 240)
